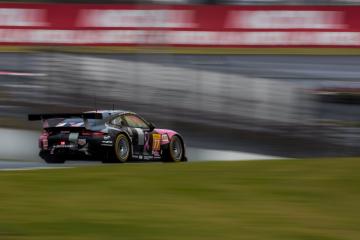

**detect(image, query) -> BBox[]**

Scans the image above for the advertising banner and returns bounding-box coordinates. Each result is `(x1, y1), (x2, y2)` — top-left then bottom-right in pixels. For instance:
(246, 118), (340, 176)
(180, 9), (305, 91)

(0, 3), (359, 47)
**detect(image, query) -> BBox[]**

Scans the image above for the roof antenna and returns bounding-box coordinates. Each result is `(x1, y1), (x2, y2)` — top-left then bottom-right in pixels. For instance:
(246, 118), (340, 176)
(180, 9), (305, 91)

(94, 92), (97, 113)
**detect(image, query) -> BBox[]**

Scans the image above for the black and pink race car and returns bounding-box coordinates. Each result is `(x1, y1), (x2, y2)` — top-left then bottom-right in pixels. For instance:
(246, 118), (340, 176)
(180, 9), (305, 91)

(28, 110), (187, 163)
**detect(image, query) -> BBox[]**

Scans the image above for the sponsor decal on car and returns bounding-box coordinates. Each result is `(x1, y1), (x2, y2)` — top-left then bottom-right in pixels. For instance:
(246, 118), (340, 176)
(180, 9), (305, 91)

(78, 138), (86, 146)
(152, 134), (161, 152)
(54, 144), (76, 149)
(101, 140), (113, 146)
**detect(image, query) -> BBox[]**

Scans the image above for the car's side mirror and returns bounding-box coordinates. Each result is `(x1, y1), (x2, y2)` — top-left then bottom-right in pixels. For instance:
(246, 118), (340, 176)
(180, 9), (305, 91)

(149, 122), (155, 131)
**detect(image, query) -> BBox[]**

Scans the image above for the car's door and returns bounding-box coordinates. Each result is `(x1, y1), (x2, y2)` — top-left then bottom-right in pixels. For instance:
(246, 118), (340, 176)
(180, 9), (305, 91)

(121, 113), (151, 157)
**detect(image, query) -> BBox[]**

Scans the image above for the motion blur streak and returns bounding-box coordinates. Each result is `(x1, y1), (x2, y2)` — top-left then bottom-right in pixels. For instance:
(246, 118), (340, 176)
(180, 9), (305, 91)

(0, 128), (39, 161)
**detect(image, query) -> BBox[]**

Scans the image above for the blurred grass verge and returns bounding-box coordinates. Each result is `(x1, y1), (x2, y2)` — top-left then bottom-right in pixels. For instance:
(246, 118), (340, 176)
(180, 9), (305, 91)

(3, 46), (360, 55)
(0, 159), (359, 240)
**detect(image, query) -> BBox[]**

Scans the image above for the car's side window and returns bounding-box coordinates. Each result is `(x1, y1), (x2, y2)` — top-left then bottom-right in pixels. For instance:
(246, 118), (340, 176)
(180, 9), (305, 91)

(123, 114), (149, 129)
(111, 116), (123, 126)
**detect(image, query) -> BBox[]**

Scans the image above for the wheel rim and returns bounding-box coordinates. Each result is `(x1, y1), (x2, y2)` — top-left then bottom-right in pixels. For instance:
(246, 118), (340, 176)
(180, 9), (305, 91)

(171, 137), (183, 161)
(119, 139), (128, 158)
(116, 135), (129, 161)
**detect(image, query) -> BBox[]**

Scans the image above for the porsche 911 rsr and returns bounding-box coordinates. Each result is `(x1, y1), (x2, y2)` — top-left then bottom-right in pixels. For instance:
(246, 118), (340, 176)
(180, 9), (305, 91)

(28, 110), (187, 163)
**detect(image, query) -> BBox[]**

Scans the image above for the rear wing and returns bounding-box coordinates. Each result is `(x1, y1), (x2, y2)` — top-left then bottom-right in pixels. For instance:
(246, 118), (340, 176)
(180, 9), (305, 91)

(28, 112), (103, 121)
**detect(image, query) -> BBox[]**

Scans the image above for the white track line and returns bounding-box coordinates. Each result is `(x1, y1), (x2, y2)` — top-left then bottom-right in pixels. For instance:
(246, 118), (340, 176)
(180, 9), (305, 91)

(187, 147), (284, 161)
(0, 166), (73, 171)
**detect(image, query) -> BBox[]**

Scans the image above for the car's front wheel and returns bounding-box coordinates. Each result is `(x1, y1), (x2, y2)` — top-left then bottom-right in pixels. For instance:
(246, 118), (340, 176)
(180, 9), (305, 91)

(162, 135), (185, 162)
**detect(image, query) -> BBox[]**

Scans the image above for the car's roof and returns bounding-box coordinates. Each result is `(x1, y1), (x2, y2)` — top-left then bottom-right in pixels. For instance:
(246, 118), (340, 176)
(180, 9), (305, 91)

(85, 110), (133, 117)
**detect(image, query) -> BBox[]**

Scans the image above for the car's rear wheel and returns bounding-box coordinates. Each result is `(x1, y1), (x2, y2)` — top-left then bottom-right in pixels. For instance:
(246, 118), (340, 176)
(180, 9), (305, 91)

(113, 134), (131, 163)
(163, 135), (185, 162)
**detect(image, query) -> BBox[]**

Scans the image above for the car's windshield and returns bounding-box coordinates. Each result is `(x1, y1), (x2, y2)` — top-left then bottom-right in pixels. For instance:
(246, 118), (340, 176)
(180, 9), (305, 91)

(123, 114), (149, 129)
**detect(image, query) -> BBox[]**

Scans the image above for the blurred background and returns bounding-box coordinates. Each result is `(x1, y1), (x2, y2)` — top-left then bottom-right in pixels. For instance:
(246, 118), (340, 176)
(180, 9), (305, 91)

(1, 0), (360, 161)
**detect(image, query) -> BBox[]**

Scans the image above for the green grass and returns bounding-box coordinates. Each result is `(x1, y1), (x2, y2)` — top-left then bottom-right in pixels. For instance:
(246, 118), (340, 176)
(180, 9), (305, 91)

(0, 158), (360, 240)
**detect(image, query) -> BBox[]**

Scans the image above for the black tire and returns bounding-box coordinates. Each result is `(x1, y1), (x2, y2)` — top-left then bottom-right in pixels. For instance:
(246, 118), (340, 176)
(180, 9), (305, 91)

(112, 133), (132, 163)
(39, 150), (66, 164)
(162, 135), (185, 162)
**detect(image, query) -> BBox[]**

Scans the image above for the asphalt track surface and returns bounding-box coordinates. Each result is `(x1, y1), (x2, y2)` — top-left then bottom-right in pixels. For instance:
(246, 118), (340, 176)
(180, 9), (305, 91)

(0, 156), (284, 171)
(0, 153), (281, 171)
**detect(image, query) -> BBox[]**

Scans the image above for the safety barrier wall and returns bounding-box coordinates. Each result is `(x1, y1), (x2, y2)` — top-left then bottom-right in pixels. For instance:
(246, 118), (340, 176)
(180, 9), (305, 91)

(0, 53), (326, 127)
(0, 3), (359, 47)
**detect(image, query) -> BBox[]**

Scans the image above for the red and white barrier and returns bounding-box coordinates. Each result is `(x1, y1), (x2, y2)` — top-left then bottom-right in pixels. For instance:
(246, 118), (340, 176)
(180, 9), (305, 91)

(0, 3), (360, 47)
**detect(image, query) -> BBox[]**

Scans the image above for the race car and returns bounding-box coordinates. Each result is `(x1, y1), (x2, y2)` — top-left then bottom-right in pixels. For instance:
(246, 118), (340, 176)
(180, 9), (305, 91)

(28, 110), (187, 163)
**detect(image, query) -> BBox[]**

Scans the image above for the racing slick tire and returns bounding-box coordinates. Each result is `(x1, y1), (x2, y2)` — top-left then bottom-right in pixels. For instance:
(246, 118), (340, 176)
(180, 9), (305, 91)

(162, 135), (186, 162)
(109, 133), (132, 163)
(39, 150), (66, 164)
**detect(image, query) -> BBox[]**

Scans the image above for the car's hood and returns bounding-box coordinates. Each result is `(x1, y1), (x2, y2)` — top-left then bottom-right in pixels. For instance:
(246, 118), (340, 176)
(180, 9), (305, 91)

(154, 128), (178, 139)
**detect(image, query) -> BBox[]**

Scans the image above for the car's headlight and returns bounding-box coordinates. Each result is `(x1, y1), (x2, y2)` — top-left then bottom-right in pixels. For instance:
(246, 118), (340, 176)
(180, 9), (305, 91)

(161, 134), (169, 142)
